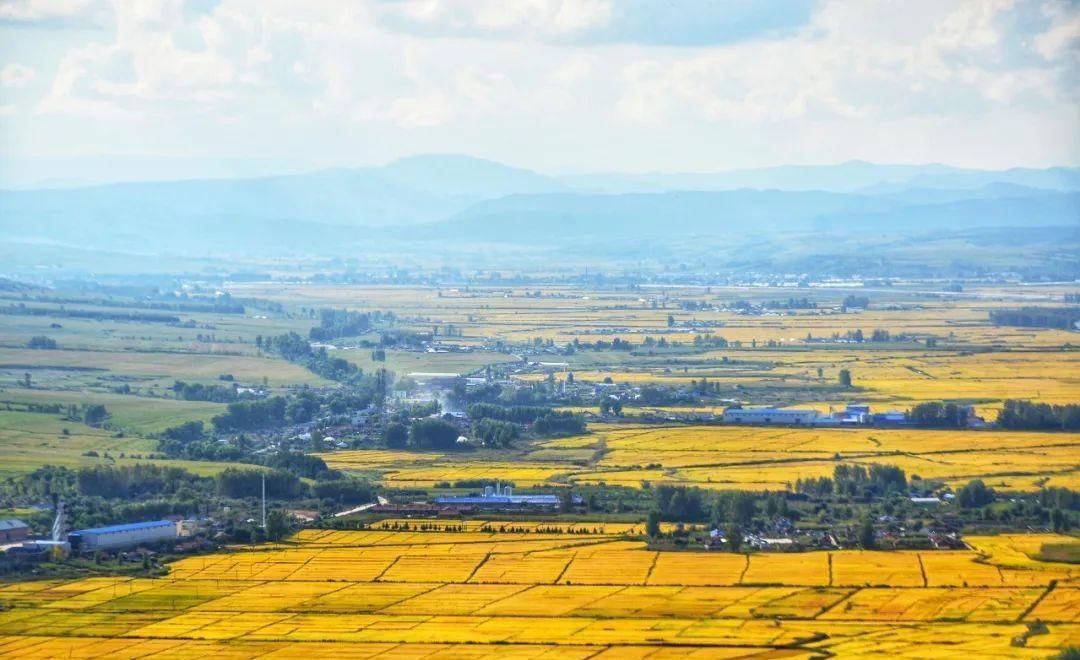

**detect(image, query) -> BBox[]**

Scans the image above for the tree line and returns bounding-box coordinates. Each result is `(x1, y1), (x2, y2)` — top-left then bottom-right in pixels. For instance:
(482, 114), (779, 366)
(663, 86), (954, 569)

(989, 307), (1080, 330)
(308, 308), (395, 342)
(997, 400), (1080, 430)
(259, 331), (363, 382)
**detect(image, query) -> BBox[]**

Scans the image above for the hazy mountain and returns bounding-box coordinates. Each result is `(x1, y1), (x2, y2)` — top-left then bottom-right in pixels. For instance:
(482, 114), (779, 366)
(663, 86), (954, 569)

(1, 155), (1076, 257)
(560, 162), (1080, 194)
(380, 154), (566, 198)
(435, 188), (1080, 241)
(0, 154), (566, 230)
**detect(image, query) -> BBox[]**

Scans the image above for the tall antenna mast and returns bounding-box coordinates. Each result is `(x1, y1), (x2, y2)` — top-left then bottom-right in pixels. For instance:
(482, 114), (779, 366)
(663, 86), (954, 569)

(261, 473), (267, 530)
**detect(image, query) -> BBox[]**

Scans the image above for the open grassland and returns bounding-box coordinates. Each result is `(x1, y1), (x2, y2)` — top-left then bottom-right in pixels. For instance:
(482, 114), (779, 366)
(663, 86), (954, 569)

(0, 389), (224, 435)
(0, 301), (314, 357)
(0, 529), (1075, 657)
(0, 346), (324, 390)
(0, 388), (231, 477)
(0, 409), (256, 478)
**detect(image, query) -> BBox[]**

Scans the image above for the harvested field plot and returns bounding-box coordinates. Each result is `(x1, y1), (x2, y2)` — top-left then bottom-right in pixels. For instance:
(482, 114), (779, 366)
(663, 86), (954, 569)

(0, 529), (1075, 657)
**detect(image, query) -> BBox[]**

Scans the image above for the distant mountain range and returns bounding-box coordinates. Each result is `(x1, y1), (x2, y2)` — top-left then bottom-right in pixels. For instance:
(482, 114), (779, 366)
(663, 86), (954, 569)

(0, 154), (1076, 254)
(560, 161), (1080, 194)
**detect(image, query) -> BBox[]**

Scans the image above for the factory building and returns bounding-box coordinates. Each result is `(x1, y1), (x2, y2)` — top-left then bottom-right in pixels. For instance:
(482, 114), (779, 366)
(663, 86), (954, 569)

(722, 407), (820, 425)
(68, 520), (178, 552)
(434, 483), (563, 509)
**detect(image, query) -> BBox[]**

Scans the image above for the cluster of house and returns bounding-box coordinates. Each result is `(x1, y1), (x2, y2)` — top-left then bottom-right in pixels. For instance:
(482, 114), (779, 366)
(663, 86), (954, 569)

(701, 512), (966, 552)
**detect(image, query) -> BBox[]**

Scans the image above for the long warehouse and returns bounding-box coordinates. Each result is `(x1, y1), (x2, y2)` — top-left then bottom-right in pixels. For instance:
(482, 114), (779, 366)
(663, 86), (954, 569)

(68, 520), (178, 552)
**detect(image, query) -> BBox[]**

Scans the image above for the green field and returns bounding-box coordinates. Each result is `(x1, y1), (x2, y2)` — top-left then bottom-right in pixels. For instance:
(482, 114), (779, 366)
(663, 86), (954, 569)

(0, 410), (250, 477)
(0, 346), (325, 390)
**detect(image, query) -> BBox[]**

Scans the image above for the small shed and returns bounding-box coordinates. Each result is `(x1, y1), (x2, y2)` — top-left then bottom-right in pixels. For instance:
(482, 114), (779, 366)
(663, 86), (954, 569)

(0, 519), (29, 543)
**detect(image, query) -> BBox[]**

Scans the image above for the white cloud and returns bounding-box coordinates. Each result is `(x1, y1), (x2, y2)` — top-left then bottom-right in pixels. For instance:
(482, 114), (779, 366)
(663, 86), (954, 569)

(548, 57), (592, 86)
(1034, 0), (1080, 60)
(0, 0), (107, 25)
(613, 0), (1075, 126)
(374, 0), (613, 40)
(5, 0), (1080, 169)
(1, 62), (35, 87)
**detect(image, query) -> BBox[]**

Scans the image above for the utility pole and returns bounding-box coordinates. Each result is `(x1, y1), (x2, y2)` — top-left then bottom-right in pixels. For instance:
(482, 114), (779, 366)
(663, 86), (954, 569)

(261, 473), (267, 530)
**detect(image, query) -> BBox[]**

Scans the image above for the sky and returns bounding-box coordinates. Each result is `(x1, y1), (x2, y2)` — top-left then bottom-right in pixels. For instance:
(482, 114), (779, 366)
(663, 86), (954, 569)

(0, 0), (1078, 184)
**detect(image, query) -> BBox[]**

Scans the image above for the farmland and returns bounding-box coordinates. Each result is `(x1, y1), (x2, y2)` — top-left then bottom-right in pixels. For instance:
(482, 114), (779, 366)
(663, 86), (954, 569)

(317, 424), (1080, 493)
(230, 282), (1080, 415)
(4, 8), (1080, 655)
(0, 528), (1075, 658)
(0, 279), (1076, 657)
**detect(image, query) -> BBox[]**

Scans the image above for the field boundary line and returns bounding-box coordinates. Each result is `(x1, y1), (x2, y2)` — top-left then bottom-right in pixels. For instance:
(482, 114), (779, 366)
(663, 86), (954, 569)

(644, 552), (660, 585)
(281, 548), (326, 582)
(815, 588), (859, 620)
(1018, 581), (1057, 622)
(916, 554), (928, 588)
(463, 553), (492, 584)
(553, 553), (576, 584)
(466, 584), (536, 613)
(738, 554), (751, 585)
(372, 556), (402, 582)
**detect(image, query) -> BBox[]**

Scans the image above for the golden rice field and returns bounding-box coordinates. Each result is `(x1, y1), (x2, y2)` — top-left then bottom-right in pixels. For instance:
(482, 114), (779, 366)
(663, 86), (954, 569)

(0, 529), (1076, 658)
(320, 425), (1080, 493)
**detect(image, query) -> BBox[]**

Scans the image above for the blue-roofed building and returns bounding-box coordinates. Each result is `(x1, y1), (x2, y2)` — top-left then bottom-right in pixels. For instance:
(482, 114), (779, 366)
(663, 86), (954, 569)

(433, 494), (561, 508)
(433, 483), (565, 509)
(68, 520), (178, 552)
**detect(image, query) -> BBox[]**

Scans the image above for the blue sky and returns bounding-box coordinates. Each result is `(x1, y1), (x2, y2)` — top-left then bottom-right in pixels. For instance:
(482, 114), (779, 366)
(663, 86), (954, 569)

(0, 0), (1077, 184)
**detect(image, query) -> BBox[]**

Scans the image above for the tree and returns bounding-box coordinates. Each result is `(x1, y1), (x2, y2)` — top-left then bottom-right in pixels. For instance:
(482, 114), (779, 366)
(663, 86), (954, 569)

(265, 509), (290, 541)
(726, 523), (742, 552)
(909, 401), (968, 428)
(408, 418), (460, 450)
(383, 422), (409, 449)
(646, 510), (661, 538)
(23, 372), (31, 388)
(956, 479), (995, 508)
(858, 516), (876, 549)
(558, 489), (575, 513)
(27, 336), (58, 349)
(1051, 508), (1066, 532)
(667, 314), (675, 327)
(838, 369), (853, 388)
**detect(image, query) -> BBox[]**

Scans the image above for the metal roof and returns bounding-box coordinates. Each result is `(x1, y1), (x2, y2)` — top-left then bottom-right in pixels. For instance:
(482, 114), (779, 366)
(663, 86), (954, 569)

(0, 519), (28, 531)
(434, 495), (559, 505)
(70, 520), (174, 536)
